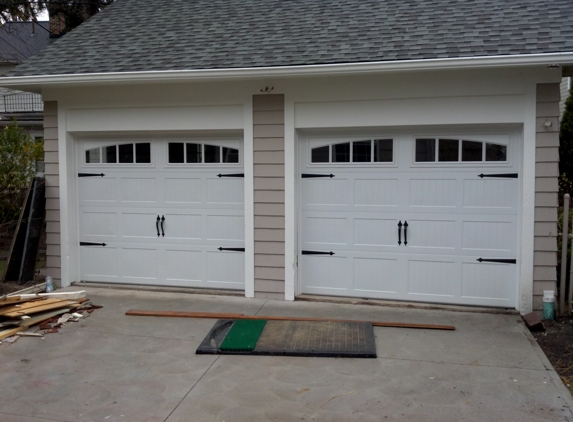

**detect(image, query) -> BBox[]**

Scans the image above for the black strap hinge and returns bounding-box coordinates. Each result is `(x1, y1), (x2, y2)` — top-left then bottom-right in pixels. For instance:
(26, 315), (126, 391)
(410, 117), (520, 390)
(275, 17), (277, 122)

(301, 174), (335, 178)
(78, 173), (105, 178)
(478, 173), (518, 179)
(80, 242), (107, 247)
(302, 250), (335, 255)
(217, 247), (245, 252)
(477, 258), (516, 264)
(217, 173), (244, 178)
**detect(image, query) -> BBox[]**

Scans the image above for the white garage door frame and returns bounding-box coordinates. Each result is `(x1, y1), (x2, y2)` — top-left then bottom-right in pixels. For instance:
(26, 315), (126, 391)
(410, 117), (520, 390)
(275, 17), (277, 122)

(295, 126), (524, 308)
(75, 135), (246, 290)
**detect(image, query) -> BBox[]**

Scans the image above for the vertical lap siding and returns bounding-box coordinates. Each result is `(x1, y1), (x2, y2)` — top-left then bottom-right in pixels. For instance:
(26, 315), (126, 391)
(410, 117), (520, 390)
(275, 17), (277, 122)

(534, 84), (560, 311)
(253, 94), (285, 300)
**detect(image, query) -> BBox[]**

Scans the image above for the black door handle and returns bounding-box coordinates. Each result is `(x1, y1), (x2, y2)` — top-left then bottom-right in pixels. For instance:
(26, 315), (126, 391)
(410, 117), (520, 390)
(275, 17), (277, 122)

(156, 215), (160, 237)
(404, 221), (408, 246)
(161, 215), (165, 237)
(398, 221), (402, 245)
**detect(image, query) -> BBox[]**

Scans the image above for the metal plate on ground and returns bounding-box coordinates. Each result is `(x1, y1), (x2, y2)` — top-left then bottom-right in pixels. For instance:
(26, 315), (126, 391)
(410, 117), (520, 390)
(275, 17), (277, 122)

(196, 319), (377, 358)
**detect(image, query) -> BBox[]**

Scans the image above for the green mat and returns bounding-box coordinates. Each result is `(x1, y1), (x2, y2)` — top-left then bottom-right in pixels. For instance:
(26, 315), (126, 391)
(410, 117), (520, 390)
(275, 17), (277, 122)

(219, 319), (267, 351)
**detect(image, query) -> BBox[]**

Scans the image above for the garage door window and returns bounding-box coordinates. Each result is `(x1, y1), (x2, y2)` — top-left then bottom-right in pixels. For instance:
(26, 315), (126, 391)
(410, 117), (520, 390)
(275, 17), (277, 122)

(85, 142), (151, 164)
(168, 142), (239, 164)
(415, 138), (507, 163)
(311, 139), (393, 163)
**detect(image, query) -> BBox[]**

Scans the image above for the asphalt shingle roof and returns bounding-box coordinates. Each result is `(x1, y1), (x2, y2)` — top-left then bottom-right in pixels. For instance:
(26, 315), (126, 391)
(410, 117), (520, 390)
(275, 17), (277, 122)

(8, 0), (573, 76)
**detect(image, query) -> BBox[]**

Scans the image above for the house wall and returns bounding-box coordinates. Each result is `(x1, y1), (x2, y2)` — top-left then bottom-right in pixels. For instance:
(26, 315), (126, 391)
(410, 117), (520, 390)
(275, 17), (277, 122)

(43, 101), (61, 285)
(40, 65), (561, 312)
(533, 83), (560, 311)
(253, 94), (286, 299)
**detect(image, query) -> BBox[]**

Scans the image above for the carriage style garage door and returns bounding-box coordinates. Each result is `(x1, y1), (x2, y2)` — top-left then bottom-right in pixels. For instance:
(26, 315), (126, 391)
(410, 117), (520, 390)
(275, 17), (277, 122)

(300, 133), (520, 307)
(77, 139), (245, 290)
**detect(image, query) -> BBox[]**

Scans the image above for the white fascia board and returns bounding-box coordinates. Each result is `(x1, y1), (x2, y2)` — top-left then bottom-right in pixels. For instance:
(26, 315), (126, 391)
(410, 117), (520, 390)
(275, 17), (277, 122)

(1, 52), (573, 88)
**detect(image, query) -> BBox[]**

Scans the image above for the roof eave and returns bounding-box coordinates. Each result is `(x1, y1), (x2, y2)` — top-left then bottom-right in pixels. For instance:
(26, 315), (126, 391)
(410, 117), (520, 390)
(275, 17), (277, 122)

(1, 52), (573, 90)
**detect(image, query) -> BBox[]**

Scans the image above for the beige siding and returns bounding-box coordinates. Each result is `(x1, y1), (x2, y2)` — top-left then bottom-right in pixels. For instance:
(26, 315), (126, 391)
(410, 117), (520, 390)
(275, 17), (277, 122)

(43, 102), (61, 286)
(253, 94), (285, 299)
(533, 84), (560, 311)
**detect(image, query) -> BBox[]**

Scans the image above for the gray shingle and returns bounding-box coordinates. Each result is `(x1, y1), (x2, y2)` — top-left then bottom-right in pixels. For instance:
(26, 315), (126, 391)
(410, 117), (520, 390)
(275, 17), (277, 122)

(7, 0), (573, 77)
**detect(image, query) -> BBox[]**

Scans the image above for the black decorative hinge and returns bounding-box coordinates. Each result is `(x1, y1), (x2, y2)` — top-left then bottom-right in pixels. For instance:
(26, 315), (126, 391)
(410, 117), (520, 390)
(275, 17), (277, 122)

(217, 247), (245, 252)
(78, 173), (105, 177)
(217, 173), (244, 178)
(478, 173), (518, 179)
(476, 258), (517, 264)
(80, 242), (107, 247)
(302, 250), (335, 255)
(301, 174), (335, 178)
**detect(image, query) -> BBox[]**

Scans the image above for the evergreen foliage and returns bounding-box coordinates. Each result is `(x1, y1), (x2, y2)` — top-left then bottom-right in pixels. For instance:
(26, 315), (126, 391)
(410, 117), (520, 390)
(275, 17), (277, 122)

(560, 87), (573, 201)
(0, 121), (43, 230)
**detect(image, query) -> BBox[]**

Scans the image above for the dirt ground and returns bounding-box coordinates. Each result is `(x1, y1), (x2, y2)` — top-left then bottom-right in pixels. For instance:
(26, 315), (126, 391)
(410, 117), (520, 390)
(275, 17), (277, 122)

(0, 225), (46, 296)
(533, 318), (573, 394)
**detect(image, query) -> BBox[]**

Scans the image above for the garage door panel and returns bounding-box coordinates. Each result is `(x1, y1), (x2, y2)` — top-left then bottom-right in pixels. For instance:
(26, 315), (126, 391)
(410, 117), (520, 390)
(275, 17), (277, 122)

(79, 177), (117, 204)
(303, 178), (348, 206)
(406, 219), (456, 249)
(303, 216), (348, 245)
(461, 262), (515, 302)
(353, 257), (400, 293)
(80, 211), (117, 238)
(121, 247), (158, 281)
(206, 215), (244, 241)
(207, 251), (245, 287)
(463, 179), (517, 209)
(164, 248), (203, 283)
(462, 221), (515, 252)
(121, 177), (157, 203)
(408, 260), (457, 297)
(301, 255), (350, 292)
(80, 246), (119, 280)
(353, 218), (399, 247)
(354, 178), (398, 207)
(206, 178), (244, 204)
(164, 214), (202, 240)
(409, 179), (457, 207)
(164, 177), (202, 203)
(121, 212), (162, 239)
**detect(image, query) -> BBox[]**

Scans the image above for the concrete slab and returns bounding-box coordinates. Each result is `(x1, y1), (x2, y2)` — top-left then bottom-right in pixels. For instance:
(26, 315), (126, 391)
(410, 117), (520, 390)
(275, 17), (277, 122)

(0, 286), (571, 422)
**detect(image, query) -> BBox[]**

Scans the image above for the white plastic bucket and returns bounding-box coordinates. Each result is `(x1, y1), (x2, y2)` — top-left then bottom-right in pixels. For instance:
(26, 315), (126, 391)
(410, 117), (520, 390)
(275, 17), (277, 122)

(543, 290), (555, 320)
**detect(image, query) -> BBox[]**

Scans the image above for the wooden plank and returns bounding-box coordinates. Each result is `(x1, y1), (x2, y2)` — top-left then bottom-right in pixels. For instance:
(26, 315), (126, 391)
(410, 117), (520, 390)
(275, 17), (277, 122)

(0, 326), (25, 340)
(18, 308), (75, 328)
(1, 300), (76, 317)
(125, 310), (456, 331)
(0, 298), (65, 316)
(18, 291), (86, 300)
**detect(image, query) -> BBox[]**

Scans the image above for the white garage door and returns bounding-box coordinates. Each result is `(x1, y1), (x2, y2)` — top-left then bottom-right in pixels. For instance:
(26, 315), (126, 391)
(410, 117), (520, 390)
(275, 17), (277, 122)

(300, 133), (519, 307)
(78, 139), (245, 290)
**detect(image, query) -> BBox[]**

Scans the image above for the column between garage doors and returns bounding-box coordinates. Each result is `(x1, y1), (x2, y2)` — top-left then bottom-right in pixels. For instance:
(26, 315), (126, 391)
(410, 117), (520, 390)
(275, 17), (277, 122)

(253, 94), (286, 299)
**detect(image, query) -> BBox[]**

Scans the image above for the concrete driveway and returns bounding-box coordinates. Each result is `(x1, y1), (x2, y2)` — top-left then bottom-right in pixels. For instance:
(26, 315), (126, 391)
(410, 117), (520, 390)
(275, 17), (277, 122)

(0, 286), (572, 422)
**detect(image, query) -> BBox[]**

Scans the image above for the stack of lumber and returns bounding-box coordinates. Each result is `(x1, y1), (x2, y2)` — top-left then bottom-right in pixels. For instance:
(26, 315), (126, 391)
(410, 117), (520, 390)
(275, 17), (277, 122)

(0, 290), (101, 342)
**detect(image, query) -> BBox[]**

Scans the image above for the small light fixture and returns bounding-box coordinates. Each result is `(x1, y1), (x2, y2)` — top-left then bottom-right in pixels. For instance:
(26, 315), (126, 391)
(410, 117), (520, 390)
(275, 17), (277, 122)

(544, 120), (553, 128)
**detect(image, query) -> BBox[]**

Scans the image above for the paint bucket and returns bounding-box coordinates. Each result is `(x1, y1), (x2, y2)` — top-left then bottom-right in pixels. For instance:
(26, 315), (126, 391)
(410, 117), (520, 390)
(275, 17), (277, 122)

(543, 290), (555, 320)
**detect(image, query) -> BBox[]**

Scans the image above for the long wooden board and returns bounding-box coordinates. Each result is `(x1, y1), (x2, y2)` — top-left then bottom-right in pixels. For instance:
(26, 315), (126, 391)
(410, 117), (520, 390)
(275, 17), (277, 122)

(125, 310), (456, 331)
(0, 299), (76, 317)
(0, 326), (25, 340)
